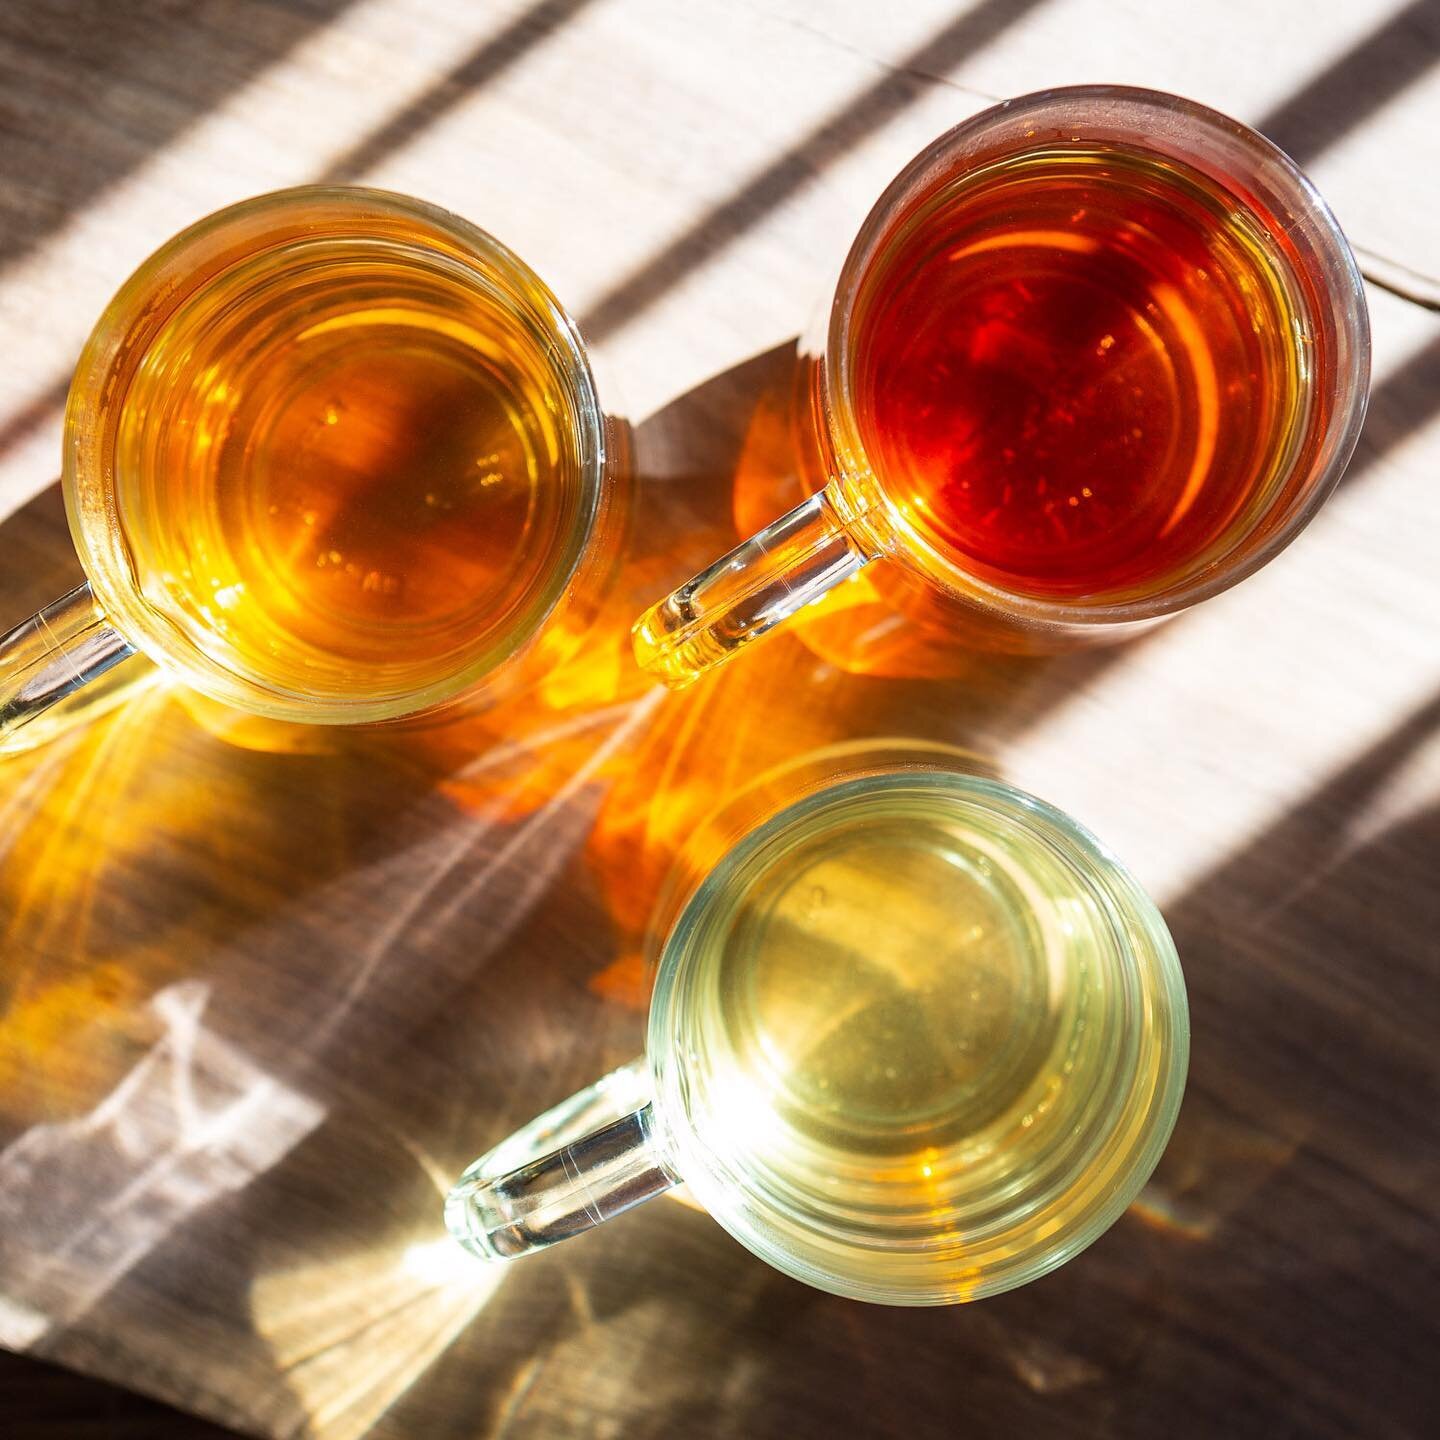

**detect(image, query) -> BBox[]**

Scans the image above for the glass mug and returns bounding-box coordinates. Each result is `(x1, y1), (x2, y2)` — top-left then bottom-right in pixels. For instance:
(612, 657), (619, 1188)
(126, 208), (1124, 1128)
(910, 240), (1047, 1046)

(632, 85), (1370, 686)
(0, 187), (617, 752)
(446, 743), (1189, 1305)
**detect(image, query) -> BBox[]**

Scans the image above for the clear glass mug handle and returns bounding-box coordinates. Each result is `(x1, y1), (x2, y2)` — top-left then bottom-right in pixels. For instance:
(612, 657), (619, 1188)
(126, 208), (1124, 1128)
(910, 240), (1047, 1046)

(631, 483), (876, 688)
(0, 581), (137, 753)
(445, 1059), (681, 1261)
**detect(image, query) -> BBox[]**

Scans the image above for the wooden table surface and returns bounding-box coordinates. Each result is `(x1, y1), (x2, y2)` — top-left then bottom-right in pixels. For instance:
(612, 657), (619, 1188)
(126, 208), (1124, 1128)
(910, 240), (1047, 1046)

(2, 2), (1438, 1437)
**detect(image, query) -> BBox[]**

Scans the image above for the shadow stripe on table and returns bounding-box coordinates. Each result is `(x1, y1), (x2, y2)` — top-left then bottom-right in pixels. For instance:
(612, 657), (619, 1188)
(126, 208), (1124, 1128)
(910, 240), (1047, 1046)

(1340, 332), (1440, 488)
(579, 0), (1049, 343)
(0, 377), (68, 470)
(0, 0), (362, 271)
(317, 0), (599, 184)
(1256, 0), (1440, 168)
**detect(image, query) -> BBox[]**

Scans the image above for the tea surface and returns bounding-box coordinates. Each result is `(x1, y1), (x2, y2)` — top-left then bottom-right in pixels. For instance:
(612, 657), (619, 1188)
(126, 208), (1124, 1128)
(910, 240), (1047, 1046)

(852, 145), (1305, 600)
(111, 234), (582, 702)
(663, 780), (1176, 1298)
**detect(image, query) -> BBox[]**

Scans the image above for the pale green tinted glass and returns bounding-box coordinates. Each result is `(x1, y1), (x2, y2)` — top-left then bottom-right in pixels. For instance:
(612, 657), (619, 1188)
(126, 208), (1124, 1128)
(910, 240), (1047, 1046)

(651, 772), (1188, 1303)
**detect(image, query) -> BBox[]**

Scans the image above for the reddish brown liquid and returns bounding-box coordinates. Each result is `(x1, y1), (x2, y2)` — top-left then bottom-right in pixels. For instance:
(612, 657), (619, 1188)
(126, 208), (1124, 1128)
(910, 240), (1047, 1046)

(852, 146), (1304, 600)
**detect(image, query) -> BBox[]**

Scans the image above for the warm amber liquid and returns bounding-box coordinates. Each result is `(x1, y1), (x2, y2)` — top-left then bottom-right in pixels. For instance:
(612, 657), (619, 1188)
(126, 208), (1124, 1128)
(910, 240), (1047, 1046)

(112, 234), (586, 707)
(852, 145), (1309, 601)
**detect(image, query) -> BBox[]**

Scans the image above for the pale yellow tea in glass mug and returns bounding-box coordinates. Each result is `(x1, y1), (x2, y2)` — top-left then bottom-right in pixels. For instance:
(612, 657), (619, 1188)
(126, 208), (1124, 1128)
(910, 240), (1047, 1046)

(0, 188), (616, 751)
(447, 744), (1189, 1304)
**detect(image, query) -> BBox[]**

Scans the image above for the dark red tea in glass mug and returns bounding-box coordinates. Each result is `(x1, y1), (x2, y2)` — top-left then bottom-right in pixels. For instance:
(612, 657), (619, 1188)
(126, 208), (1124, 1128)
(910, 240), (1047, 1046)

(633, 85), (1370, 685)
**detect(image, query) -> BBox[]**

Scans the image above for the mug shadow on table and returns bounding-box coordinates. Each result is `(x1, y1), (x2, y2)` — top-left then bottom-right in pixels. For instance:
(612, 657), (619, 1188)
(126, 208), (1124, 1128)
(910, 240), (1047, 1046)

(0, 335), (1435, 1440)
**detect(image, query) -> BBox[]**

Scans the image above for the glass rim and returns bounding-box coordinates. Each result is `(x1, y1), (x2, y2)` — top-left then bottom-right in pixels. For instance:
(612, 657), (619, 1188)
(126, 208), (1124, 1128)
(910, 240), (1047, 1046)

(647, 764), (1190, 1305)
(63, 184), (608, 724)
(824, 84), (1371, 628)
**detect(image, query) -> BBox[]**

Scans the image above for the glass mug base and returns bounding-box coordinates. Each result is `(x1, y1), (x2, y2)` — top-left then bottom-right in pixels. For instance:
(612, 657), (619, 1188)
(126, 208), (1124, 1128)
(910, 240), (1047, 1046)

(446, 742), (1189, 1305)
(0, 188), (616, 753)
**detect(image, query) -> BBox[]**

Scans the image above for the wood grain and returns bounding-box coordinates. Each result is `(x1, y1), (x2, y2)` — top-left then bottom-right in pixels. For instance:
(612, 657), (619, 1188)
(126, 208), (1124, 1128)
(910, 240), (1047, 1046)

(1, 2), (1438, 1438)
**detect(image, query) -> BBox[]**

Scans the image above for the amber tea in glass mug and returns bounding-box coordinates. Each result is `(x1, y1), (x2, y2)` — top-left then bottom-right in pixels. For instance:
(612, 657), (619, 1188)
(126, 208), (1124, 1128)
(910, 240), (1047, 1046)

(446, 743), (1189, 1305)
(633, 86), (1370, 685)
(0, 188), (614, 750)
